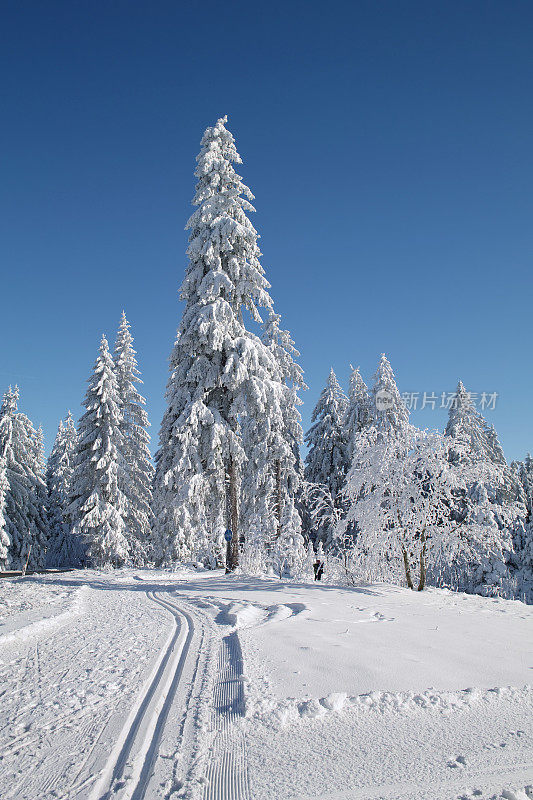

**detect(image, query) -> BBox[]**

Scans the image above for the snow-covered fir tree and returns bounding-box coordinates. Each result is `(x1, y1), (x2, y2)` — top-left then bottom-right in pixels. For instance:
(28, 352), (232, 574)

(304, 368), (349, 499)
(69, 336), (129, 567)
(344, 365), (372, 462)
(371, 354), (409, 436)
(113, 312), (154, 565)
(516, 454), (533, 512)
(443, 381), (526, 592)
(153, 116), (294, 569)
(262, 310), (306, 471)
(241, 311), (306, 569)
(0, 387), (48, 569)
(304, 368), (349, 546)
(46, 412), (80, 567)
(36, 425), (45, 475)
(0, 423), (10, 567)
(445, 381), (488, 465)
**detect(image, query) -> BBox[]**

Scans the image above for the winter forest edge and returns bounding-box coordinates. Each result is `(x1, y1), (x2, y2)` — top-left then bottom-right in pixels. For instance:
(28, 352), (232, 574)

(1, 116), (532, 604)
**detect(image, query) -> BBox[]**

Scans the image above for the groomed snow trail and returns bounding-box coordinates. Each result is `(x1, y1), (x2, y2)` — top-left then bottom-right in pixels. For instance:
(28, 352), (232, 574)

(89, 591), (194, 800)
(0, 574), (216, 800)
(203, 632), (251, 800)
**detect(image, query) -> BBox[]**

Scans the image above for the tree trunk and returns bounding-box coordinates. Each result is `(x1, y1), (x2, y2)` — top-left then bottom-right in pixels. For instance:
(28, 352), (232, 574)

(417, 528), (427, 591)
(227, 457), (240, 571)
(401, 544), (414, 590)
(397, 510), (414, 590)
(275, 459), (282, 538)
(21, 544), (32, 578)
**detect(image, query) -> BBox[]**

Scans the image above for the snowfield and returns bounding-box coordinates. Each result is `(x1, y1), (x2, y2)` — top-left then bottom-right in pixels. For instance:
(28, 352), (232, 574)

(0, 569), (531, 800)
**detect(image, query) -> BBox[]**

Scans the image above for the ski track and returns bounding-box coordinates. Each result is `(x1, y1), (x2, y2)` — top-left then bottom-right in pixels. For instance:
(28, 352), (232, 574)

(89, 590), (195, 800)
(203, 632), (251, 800)
(0, 581), (185, 800)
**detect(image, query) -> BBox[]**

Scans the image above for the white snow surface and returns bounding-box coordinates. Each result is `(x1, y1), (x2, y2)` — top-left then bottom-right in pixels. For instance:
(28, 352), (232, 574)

(0, 568), (531, 800)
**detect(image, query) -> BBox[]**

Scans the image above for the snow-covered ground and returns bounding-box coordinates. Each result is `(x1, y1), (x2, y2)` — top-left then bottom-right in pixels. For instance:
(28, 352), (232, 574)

(0, 569), (531, 800)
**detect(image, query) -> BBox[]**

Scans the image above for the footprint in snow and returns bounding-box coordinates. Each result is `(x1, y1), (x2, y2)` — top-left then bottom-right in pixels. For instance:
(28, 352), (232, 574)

(447, 755), (467, 768)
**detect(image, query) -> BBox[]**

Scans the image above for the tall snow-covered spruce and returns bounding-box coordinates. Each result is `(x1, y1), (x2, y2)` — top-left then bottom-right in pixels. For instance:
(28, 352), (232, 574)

(153, 116), (304, 569)
(0, 387), (48, 569)
(371, 354), (409, 436)
(113, 312), (154, 564)
(344, 365), (372, 461)
(304, 368), (349, 500)
(0, 411), (11, 567)
(69, 336), (129, 567)
(241, 311), (307, 573)
(46, 412), (79, 567)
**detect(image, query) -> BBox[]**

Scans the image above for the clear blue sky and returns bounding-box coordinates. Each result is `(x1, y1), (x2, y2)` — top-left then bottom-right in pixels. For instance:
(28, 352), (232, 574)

(1, 0), (532, 461)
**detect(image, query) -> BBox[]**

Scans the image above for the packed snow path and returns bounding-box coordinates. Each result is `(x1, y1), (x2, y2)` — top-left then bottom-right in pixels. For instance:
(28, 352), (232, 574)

(88, 592), (194, 800)
(0, 572), (216, 800)
(203, 633), (251, 800)
(1, 568), (532, 800)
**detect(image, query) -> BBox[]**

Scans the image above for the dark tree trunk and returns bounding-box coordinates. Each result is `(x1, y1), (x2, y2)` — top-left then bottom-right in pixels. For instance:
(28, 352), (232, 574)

(226, 456), (240, 571)
(417, 528), (427, 591)
(275, 459), (282, 538)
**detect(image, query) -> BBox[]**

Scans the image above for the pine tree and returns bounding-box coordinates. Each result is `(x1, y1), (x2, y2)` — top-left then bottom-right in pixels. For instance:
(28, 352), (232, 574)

(153, 116), (282, 569)
(36, 425), (45, 475)
(444, 381), (526, 591)
(444, 381), (488, 464)
(304, 368), (348, 499)
(371, 354), (409, 436)
(0, 387), (48, 569)
(113, 312), (154, 565)
(69, 336), (129, 567)
(0, 422), (11, 568)
(241, 311), (306, 567)
(344, 365), (372, 461)
(46, 412), (80, 567)
(519, 454), (533, 511)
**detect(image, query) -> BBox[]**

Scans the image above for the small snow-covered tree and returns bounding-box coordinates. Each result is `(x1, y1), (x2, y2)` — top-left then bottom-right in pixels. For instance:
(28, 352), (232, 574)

(114, 312), (154, 564)
(153, 116), (286, 570)
(0, 387), (48, 569)
(46, 412), (81, 567)
(270, 521), (307, 579)
(338, 425), (491, 590)
(69, 336), (129, 567)
(305, 368), (348, 499)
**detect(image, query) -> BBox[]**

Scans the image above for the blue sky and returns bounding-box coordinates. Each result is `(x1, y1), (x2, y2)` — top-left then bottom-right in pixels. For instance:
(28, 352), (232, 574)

(1, 0), (532, 460)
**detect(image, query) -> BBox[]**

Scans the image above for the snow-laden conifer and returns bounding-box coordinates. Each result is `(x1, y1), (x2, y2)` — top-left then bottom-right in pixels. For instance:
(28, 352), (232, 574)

(46, 412), (80, 567)
(69, 336), (129, 567)
(153, 116), (287, 569)
(444, 382), (526, 590)
(0, 420), (11, 567)
(304, 368), (348, 500)
(241, 312), (306, 567)
(113, 312), (154, 564)
(371, 354), (409, 436)
(445, 382), (488, 464)
(344, 365), (372, 462)
(0, 387), (48, 569)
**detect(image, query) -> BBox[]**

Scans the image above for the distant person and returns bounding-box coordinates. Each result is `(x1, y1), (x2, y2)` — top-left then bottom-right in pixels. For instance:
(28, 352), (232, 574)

(313, 559), (324, 581)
